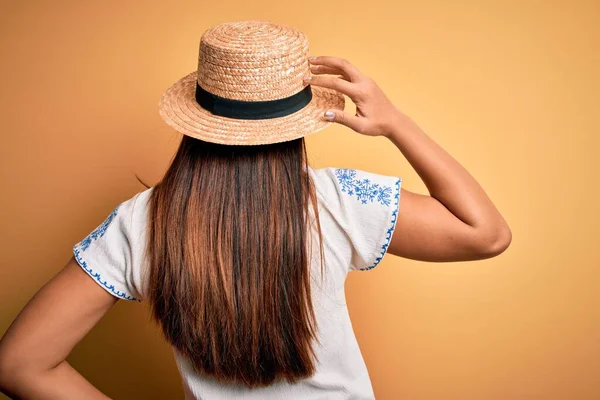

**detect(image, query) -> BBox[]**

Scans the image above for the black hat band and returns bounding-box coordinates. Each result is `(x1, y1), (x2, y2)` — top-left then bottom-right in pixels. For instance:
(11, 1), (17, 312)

(194, 82), (313, 120)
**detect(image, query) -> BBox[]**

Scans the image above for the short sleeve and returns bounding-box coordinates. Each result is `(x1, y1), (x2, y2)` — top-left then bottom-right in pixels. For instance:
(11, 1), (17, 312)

(72, 197), (142, 301)
(315, 167), (402, 272)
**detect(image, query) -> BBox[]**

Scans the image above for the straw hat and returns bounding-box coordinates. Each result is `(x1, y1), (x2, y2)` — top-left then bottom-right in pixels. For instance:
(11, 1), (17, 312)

(158, 20), (346, 146)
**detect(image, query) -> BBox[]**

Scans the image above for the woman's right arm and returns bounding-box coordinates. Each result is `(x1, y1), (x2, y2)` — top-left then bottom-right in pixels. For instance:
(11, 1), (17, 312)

(306, 55), (511, 262)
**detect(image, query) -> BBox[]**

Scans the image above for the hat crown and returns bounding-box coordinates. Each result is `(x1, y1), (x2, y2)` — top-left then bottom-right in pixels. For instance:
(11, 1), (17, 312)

(197, 21), (310, 102)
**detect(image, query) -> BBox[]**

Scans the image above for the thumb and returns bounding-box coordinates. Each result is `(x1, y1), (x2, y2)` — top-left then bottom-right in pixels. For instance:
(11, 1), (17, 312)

(323, 109), (363, 133)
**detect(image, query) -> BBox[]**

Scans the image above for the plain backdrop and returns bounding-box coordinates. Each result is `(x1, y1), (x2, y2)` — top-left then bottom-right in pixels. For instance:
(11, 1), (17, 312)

(1, 1), (599, 399)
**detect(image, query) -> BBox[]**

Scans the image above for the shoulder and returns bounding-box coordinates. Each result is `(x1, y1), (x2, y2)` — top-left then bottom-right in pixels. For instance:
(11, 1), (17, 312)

(71, 187), (155, 302)
(115, 187), (154, 227)
(83, 187), (154, 246)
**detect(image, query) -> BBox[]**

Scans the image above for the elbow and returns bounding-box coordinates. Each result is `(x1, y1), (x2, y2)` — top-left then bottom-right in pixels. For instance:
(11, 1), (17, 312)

(477, 223), (512, 259)
(0, 354), (15, 393)
(0, 346), (28, 394)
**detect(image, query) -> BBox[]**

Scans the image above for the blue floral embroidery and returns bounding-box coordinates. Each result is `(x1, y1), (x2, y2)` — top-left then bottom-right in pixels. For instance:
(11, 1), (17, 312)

(359, 177), (402, 271)
(334, 168), (394, 206)
(334, 168), (402, 271)
(73, 203), (140, 301)
(80, 204), (121, 251)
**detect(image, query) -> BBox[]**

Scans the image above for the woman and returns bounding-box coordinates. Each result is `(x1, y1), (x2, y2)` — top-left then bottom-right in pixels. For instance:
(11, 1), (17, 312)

(0, 21), (511, 399)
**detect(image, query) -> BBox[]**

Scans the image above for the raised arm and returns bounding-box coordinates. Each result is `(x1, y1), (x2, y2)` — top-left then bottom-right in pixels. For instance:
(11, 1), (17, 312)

(306, 55), (511, 262)
(383, 113), (511, 261)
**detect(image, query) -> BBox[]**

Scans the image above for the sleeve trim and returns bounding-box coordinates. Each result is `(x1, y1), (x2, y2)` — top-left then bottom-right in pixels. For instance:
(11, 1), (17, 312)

(358, 177), (402, 271)
(73, 245), (140, 302)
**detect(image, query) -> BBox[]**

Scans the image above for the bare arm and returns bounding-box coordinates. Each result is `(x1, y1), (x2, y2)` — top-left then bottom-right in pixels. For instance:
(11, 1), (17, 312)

(306, 55), (511, 262)
(383, 113), (511, 261)
(0, 257), (117, 399)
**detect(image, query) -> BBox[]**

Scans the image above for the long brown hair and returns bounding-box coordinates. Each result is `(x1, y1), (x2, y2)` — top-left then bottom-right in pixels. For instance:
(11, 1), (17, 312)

(137, 135), (325, 388)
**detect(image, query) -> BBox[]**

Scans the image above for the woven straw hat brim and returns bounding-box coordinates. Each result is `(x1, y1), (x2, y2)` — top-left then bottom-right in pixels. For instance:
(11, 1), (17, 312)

(158, 71), (345, 146)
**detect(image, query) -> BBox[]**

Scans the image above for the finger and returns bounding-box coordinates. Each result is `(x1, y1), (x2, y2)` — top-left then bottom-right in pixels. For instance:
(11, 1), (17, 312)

(309, 56), (362, 82)
(304, 75), (359, 98)
(309, 64), (350, 81)
(323, 109), (365, 133)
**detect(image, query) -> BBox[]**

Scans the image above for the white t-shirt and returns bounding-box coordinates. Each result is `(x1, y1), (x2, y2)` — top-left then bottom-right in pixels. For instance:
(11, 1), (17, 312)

(73, 166), (402, 399)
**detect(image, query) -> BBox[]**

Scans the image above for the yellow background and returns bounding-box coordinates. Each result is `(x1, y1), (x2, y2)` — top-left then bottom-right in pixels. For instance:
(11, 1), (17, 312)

(1, 1), (599, 399)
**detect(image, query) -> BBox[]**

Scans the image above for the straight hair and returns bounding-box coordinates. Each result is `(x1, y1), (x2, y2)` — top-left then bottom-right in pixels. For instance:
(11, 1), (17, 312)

(139, 135), (325, 388)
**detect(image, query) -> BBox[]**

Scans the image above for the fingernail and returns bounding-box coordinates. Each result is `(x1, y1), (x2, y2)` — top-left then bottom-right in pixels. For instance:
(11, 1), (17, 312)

(309, 56), (317, 61)
(303, 75), (312, 81)
(324, 111), (335, 120)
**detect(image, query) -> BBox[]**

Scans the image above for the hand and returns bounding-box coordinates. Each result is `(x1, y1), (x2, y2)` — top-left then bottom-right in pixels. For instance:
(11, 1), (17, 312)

(305, 56), (404, 137)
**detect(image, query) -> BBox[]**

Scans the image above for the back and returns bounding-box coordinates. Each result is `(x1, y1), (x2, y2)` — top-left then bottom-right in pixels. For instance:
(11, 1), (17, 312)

(71, 165), (402, 399)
